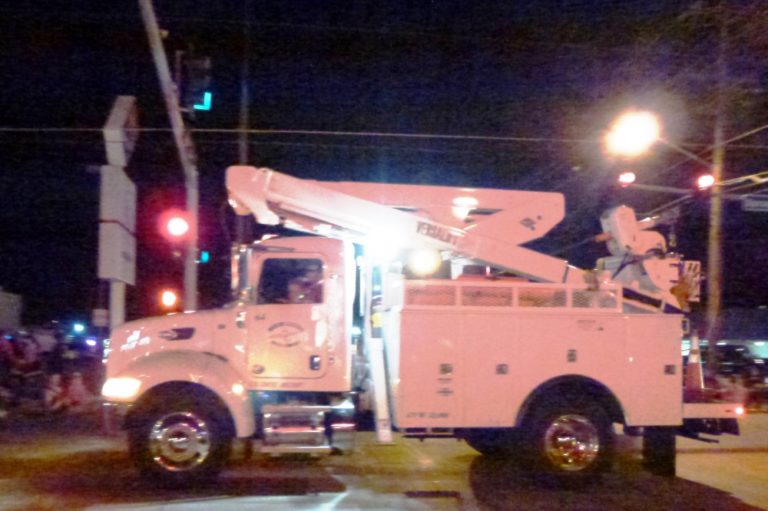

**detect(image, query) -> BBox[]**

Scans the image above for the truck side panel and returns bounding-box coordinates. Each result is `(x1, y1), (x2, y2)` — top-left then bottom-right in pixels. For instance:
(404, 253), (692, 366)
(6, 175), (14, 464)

(391, 280), (683, 430)
(623, 314), (683, 425)
(394, 309), (628, 428)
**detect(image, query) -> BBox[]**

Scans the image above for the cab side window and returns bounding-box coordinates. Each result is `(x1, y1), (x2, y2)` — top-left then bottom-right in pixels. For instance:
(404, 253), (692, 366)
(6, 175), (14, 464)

(257, 258), (323, 304)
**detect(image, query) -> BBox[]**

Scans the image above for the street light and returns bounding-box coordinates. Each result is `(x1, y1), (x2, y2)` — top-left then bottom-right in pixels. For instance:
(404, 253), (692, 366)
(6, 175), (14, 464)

(604, 110), (661, 158)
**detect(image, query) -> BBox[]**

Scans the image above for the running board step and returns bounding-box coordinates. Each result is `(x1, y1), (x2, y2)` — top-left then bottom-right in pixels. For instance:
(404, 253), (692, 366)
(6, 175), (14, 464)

(259, 403), (355, 454)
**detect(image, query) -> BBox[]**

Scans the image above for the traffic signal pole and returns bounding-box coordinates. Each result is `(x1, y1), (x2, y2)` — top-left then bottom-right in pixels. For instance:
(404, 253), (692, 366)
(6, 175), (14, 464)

(236, 0), (253, 245)
(139, 0), (198, 310)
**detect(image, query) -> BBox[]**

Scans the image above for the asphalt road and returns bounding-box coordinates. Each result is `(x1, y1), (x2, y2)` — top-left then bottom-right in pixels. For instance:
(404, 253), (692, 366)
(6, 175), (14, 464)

(0, 408), (766, 511)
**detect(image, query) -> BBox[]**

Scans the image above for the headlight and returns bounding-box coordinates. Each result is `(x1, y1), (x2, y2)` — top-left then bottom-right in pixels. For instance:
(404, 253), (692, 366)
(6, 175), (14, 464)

(101, 377), (142, 400)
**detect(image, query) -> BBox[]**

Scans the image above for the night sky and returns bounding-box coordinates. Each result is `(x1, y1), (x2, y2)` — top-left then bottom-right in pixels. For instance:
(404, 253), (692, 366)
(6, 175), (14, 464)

(1, 1), (767, 326)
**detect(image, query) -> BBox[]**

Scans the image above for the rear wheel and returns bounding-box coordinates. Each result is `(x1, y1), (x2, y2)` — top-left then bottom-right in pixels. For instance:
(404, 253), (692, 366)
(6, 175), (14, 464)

(523, 397), (614, 484)
(128, 391), (233, 487)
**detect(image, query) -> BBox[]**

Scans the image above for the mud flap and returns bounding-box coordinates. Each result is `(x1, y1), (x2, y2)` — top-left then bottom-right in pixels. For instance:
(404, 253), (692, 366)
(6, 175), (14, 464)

(643, 426), (676, 477)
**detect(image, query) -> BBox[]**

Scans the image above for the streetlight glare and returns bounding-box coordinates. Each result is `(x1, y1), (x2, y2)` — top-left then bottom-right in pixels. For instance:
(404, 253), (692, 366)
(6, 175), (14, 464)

(605, 110), (661, 158)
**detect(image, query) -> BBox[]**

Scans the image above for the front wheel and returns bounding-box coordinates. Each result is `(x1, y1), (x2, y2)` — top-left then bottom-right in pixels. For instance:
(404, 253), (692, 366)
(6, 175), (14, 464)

(523, 398), (614, 484)
(128, 392), (233, 487)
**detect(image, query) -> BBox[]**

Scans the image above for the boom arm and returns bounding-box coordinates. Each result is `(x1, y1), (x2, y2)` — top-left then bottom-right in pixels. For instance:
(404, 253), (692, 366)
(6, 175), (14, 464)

(226, 166), (686, 310)
(226, 166), (585, 284)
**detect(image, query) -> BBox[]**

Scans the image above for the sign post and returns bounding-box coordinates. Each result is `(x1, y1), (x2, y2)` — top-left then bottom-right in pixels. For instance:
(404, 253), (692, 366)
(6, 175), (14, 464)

(100, 96), (139, 329)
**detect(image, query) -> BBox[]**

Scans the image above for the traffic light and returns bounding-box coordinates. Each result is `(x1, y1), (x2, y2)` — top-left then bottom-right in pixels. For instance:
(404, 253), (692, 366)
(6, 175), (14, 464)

(696, 173), (715, 190)
(158, 209), (192, 241)
(617, 171), (636, 187)
(183, 56), (212, 112)
(166, 216), (189, 237)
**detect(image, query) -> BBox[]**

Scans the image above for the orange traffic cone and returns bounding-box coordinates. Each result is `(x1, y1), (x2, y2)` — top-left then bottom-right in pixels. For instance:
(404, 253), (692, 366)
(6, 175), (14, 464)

(684, 332), (705, 401)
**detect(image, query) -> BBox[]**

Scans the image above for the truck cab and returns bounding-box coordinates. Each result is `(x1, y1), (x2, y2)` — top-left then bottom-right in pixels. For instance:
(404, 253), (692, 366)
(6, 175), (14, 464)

(102, 236), (359, 485)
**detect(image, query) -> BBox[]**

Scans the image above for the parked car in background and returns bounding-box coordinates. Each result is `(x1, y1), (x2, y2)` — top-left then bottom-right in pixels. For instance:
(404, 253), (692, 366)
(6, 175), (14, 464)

(699, 343), (768, 387)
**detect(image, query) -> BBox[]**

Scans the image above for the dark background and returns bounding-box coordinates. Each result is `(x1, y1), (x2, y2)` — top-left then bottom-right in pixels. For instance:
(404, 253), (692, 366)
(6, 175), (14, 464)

(1, 1), (766, 325)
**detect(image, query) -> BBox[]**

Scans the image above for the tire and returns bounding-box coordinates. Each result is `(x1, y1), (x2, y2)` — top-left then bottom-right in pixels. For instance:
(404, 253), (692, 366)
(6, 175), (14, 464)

(522, 396), (614, 484)
(128, 391), (233, 487)
(642, 426), (676, 477)
(462, 428), (522, 456)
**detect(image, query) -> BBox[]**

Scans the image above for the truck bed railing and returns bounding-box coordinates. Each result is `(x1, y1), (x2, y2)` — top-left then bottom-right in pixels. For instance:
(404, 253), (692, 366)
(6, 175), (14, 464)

(403, 280), (623, 312)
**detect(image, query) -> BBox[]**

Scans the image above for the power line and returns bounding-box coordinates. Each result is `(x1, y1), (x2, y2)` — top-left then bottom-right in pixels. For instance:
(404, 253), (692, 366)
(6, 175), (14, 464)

(196, 127), (595, 145)
(5, 127), (768, 158)
(0, 125), (593, 144)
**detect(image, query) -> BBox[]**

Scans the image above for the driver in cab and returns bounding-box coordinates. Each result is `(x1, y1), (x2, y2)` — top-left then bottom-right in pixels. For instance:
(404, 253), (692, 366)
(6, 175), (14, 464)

(286, 264), (323, 304)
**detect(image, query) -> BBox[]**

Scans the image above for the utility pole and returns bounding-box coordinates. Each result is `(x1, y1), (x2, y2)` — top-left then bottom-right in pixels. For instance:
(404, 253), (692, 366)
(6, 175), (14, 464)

(705, 9), (728, 368)
(138, 0), (199, 310)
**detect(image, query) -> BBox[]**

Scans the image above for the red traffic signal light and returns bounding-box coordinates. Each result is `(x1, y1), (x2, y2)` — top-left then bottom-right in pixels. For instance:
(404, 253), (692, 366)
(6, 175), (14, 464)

(166, 216), (189, 237)
(617, 171), (636, 187)
(158, 209), (192, 241)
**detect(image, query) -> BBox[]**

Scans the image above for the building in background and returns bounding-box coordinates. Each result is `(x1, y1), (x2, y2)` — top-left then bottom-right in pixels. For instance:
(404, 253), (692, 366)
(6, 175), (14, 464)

(0, 288), (22, 330)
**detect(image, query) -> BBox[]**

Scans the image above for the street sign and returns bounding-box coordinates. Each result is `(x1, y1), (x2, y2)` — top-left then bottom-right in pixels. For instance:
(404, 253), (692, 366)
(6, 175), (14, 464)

(742, 195), (768, 212)
(98, 165), (137, 285)
(103, 96), (139, 167)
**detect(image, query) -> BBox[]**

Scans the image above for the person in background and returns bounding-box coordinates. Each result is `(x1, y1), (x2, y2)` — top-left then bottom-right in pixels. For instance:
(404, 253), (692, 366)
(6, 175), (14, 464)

(6, 331), (44, 403)
(0, 331), (14, 421)
(43, 331), (69, 411)
(32, 325), (58, 375)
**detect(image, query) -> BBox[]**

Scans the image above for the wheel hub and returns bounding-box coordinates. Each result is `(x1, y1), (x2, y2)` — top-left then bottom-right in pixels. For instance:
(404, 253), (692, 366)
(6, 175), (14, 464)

(149, 411), (211, 471)
(543, 414), (600, 472)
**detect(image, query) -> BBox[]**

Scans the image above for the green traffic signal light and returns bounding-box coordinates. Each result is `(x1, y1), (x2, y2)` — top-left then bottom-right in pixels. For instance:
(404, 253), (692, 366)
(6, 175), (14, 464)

(193, 91), (212, 111)
(184, 56), (212, 112)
